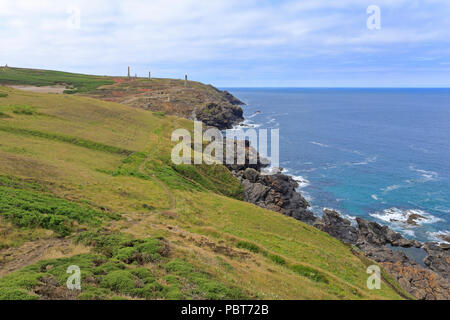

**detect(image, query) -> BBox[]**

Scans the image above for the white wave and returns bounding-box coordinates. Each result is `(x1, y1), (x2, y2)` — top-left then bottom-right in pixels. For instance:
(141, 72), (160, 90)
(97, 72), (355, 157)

(370, 208), (443, 227)
(302, 192), (313, 202)
(382, 185), (401, 193)
(248, 111), (261, 119)
(261, 166), (282, 175)
(409, 165), (439, 182)
(231, 119), (262, 130)
(427, 231), (450, 244)
(310, 141), (330, 148)
(292, 175), (310, 189)
(402, 229), (416, 238)
(371, 194), (379, 201)
(336, 147), (365, 156)
(434, 207), (450, 214)
(350, 156), (378, 166)
(323, 163), (337, 170)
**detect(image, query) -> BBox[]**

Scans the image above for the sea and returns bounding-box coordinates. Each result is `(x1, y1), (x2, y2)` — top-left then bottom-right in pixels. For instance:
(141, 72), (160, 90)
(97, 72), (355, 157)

(224, 88), (450, 244)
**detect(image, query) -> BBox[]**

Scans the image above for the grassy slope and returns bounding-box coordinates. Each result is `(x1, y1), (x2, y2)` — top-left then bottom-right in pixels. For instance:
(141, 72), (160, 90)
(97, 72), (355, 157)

(0, 77), (409, 300)
(0, 67), (113, 94)
(0, 66), (240, 120)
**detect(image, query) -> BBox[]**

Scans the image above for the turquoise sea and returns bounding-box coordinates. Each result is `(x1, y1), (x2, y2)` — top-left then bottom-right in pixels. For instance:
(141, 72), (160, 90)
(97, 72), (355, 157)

(225, 88), (450, 244)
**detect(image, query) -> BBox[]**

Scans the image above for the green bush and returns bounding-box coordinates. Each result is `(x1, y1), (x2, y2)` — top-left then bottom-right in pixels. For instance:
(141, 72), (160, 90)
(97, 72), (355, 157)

(0, 93), (8, 98)
(153, 111), (165, 117)
(0, 289), (38, 300)
(0, 186), (102, 236)
(267, 254), (286, 266)
(164, 259), (193, 276)
(291, 265), (329, 284)
(236, 241), (260, 253)
(78, 286), (109, 300)
(75, 232), (133, 257)
(164, 259), (246, 300)
(101, 270), (136, 293)
(76, 232), (165, 264)
(116, 247), (137, 264)
(12, 105), (36, 115)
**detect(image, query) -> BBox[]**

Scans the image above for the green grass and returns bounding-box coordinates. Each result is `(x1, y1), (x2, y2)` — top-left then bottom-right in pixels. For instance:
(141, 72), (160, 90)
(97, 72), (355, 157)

(0, 126), (134, 156)
(0, 71), (410, 300)
(0, 67), (113, 94)
(236, 241), (261, 253)
(0, 112), (11, 119)
(0, 183), (104, 236)
(291, 265), (329, 284)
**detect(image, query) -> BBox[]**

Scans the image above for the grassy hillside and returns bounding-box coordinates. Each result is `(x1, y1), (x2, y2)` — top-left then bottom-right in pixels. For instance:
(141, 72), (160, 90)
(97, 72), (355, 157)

(0, 67), (114, 94)
(0, 67), (241, 121)
(0, 80), (410, 300)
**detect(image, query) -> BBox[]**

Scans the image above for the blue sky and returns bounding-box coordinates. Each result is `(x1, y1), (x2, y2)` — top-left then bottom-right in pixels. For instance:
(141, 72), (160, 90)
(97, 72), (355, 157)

(1, 0), (450, 87)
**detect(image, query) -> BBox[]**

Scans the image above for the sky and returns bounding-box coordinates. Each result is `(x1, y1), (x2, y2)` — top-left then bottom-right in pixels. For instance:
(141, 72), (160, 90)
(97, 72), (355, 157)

(1, 0), (450, 87)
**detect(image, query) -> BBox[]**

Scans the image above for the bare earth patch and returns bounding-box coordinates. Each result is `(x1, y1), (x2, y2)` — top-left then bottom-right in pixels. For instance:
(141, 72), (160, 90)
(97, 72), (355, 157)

(9, 85), (66, 94)
(0, 239), (90, 277)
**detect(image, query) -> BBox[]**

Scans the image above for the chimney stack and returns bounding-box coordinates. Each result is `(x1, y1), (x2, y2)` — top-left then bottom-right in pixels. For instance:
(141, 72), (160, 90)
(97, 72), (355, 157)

(185, 75), (188, 87)
(128, 66), (130, 78)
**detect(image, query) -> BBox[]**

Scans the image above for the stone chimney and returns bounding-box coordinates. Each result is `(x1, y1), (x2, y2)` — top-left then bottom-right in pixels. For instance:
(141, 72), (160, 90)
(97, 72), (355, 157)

(185, 75), (188, 87)
(128, 66), (130, 78)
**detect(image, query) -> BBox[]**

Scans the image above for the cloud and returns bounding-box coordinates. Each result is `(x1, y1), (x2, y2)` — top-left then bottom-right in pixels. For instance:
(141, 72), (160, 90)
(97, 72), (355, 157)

(0, 0), (449, 86)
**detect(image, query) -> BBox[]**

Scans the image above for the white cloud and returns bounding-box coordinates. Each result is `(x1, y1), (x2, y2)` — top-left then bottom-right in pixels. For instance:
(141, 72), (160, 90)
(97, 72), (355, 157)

(0, 0), (449, 85)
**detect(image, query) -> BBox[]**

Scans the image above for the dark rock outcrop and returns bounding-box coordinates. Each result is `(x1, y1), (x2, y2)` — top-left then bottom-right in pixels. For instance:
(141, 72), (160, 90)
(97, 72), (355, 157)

(298, 208), (450, 300)
(236, 168), (316, 224)
(223, 140), (268, 173)
(221, 90), (246, 106)
(196, 102), (244, 130)
(423, 242), (450, 280)
(356, 238), (450, 300)
(316, 209), (358, 244)
(356, 218), (421, 248)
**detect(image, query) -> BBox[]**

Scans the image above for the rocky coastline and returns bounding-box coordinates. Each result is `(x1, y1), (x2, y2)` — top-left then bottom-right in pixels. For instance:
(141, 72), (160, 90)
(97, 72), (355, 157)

(212, 92), (449, 300)
(195, 102), (244, 130)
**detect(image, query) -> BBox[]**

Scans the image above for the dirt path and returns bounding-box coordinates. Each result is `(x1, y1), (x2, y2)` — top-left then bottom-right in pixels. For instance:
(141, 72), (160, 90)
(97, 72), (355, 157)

(8, 85), (67, 94)
(0, 238), (71, 277)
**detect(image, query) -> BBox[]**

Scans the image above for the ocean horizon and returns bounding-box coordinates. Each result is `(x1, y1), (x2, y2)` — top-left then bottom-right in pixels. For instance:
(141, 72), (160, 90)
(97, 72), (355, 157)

(224, 87), (450, 244)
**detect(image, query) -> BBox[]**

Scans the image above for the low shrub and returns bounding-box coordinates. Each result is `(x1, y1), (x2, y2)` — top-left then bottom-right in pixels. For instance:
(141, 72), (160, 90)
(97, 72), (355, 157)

(291, 265), (329, 284)
(0, 186), (102, 236)
(267, 254), (286, 266)
(12, 105), (36, 115)
(236, 241), (261, 254)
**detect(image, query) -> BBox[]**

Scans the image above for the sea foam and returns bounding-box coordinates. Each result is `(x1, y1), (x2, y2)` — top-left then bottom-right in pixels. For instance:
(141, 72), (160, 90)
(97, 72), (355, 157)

(370, 208), (443, 226)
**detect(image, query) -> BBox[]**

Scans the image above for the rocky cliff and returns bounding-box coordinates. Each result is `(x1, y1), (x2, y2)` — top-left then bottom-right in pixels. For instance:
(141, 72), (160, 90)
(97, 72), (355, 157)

(226, 141), (449, 300)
